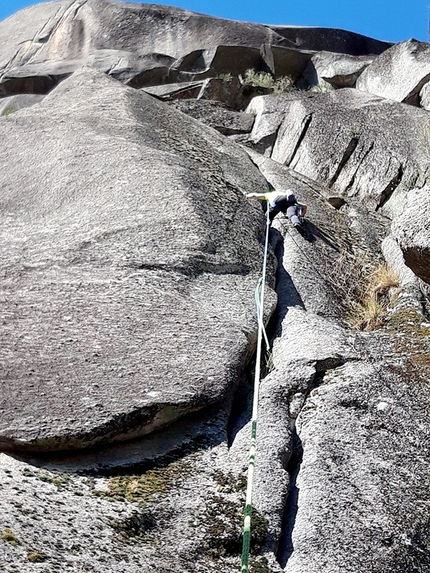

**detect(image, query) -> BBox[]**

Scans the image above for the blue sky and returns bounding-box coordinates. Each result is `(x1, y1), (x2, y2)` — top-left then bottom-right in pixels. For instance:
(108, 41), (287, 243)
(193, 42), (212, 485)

(0, 0), (428, 44)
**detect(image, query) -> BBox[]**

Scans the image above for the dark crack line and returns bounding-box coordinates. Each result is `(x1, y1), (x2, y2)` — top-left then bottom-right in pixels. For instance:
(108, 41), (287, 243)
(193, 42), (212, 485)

(275, 362), (346, 567)
(285, 113), (313, 167)
(328, 136), (360, 188)
(376, 163), (404, 211)
(276, 423), (303, 568)
(342, 140), (374, 194)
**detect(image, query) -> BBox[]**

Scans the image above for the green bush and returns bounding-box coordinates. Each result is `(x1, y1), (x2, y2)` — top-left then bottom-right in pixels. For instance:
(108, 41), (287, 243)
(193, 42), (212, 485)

(243, 69), (293, 93)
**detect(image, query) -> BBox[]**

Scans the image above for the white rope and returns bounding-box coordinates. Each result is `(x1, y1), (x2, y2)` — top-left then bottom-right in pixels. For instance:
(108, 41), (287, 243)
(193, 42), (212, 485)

(241, 203), (271, 573)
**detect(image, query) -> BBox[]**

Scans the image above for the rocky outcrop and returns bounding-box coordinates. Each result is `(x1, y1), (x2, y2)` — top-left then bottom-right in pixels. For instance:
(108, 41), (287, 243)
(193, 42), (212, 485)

(1, 3), (430, 573)
(246, 89), (430, 215)
(0, 0), (391, 99)
(0, 93), (45, 114)
(168, 99), (255, 135)
(268, 26), (392, 55)
(356, 39), (430, 107)
(0, 67), (274, 452)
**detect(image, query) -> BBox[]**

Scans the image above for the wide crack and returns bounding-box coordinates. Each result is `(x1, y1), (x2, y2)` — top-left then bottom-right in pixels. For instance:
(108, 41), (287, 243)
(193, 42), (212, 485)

(275, 365), (344, 567)
(276, 422), (303, 568)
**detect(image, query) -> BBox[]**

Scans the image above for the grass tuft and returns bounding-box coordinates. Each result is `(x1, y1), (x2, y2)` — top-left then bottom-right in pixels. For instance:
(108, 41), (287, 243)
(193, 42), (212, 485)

(348, 263), (400, 331)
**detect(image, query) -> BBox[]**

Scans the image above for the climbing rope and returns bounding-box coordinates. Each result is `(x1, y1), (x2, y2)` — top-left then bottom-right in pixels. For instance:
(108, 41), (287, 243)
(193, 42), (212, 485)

(241, 202), (271, 573)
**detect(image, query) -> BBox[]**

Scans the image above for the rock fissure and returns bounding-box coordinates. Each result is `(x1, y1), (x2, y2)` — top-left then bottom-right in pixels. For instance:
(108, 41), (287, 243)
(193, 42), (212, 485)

(342, 139), (374, 194)
(280, 112), (313, 167)
(376, 163), (404, 211)
(276, 421), (302, 568)
(328, 135), (359, 188)
(1, 4), (430, 572)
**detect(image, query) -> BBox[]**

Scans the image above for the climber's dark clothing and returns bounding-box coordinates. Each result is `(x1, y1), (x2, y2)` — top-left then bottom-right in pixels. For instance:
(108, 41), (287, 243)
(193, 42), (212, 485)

(266, 191), (302, 225)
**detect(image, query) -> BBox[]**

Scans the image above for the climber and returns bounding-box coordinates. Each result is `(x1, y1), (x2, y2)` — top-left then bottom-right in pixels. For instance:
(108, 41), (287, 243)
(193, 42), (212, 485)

(247, 189), (307, 232)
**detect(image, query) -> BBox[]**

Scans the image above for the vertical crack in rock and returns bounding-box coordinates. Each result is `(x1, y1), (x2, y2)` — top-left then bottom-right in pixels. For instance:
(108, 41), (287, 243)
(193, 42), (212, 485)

(343, 140), (374, 194)
(276, 421), (303, 568)
(283, 113), (313, 167)
(376, 163), (404, 211)
(328, 136), (360, 188)
(275, 363), (344, 567)
(404, 71), (430, 107)
(227, 365), (253, 448)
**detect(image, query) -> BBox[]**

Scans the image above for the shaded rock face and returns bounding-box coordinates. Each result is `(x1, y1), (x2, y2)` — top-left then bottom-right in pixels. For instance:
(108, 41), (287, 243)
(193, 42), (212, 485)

(1, 3), (430, 573)
(269, 25), (392, 55)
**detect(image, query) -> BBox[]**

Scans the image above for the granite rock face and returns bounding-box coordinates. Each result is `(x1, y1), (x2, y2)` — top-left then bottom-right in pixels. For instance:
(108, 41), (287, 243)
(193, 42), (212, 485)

(1, 3), (430, 573)
(0, 67), (273, 451)
(0, 0), (389, 98)
(302, 50), (374, 89)
(356, 39), (430, 107)
(390, 186), (430, 284)
(246, 89), (430, 215)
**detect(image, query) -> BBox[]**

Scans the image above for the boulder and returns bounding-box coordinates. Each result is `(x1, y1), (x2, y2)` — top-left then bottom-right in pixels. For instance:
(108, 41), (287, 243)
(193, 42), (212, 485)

(197, 77), (275, 110)
(0, 93), (45, 114)
(170, 46), (272, 81)
(420, 80), (430, 111)
(302, 50), (374, 89)
(144, 77), (271, 110)
(282, 356), (430, 573)
(356, 39), (430, 107)
(0, 68), (275, 452)
(143, 81), (205, 101)
(391, 187), (430, 284)
(0, 67), (58, 96)
(246, 89), (430, 214)
(0, 52), (174, 96)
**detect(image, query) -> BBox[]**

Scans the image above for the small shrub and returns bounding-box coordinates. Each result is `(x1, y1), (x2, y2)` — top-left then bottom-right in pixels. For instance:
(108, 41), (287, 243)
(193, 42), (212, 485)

(244, 69), (274, 89)
(310, 79), (335, 93)
(217, 73), (233, 81)
(369, 263), (400, 299)
(243, 69), (293, 94)
(352, 298), (385, 331)
(348, 263), (400, 331)
(2, 109), (13, 117)
(273, 75), (294, 94)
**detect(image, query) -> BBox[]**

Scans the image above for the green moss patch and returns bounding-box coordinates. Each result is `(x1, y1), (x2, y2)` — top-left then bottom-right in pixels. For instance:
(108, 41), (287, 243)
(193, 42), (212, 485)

(1, 528), (21, 546)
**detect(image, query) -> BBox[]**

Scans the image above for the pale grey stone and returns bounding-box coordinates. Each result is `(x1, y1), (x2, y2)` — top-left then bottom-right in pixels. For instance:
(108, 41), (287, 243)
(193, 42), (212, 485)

(246, 89), (430, 214)
(0, 93), (45, 114)
(356, 39), (430, 106)
(391, 186), (430, 284)
(0, 67), (274, 452)
(302, 50), (374, 89)
(0, 4), (429, 573)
